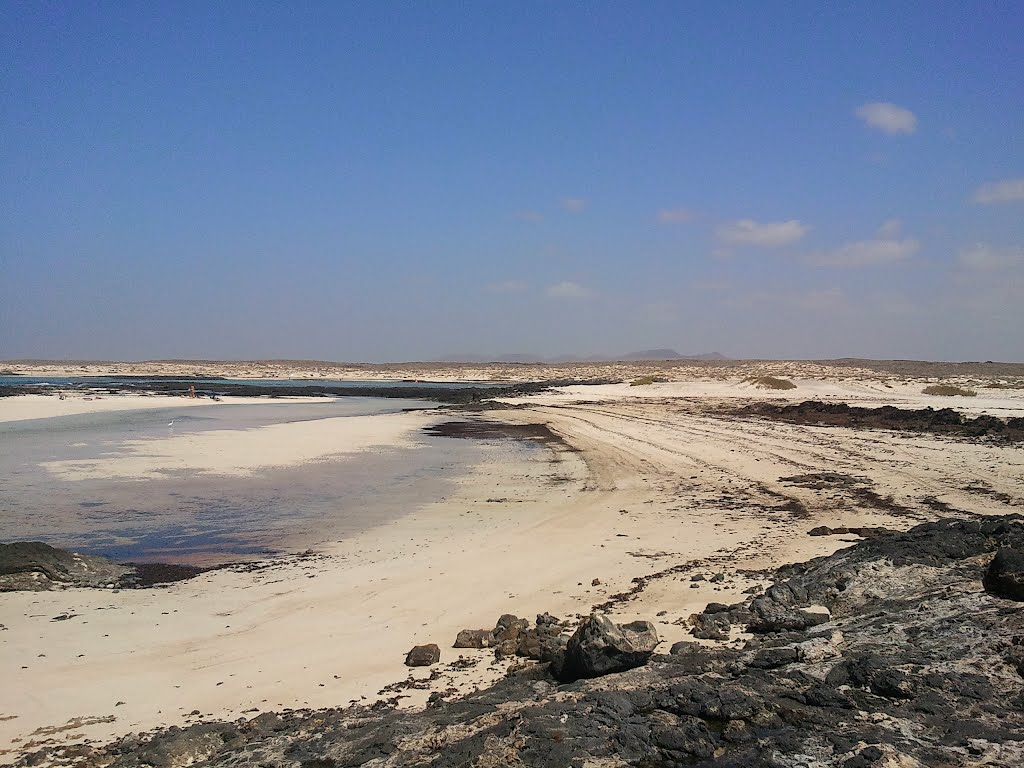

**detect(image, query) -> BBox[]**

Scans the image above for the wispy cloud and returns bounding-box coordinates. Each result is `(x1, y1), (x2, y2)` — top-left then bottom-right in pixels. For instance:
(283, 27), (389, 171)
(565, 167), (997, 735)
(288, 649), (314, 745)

(561, 197), (587, 212)
(545, 281), (592, 298)
(512, 209), (543, 221)
(959, 243), (1023, 270)
(855, 101), (917, 135)
(876, 218), (902, 238)
(486, 280), (528, 294)
(717, 219), (808, 247)
(972, 178), (1024, 205)
(806, 236), (920, 268)
(657, 207), (697, 223)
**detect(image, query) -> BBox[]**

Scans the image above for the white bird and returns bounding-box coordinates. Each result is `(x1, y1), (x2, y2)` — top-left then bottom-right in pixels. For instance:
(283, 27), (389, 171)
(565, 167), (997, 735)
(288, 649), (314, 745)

(168, 420), (174, 427)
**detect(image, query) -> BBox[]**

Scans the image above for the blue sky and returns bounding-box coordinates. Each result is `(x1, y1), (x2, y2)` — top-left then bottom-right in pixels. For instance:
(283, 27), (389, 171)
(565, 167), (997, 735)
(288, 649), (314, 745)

(2, 2), (1022, 362)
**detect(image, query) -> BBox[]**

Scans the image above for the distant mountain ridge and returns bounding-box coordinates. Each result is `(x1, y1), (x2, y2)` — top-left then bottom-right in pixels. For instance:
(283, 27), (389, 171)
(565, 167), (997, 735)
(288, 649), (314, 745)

(437, 350), (728, 364)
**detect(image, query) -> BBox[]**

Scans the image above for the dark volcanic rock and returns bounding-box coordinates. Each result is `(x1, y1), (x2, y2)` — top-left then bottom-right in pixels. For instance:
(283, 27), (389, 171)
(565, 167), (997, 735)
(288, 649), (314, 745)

(0, 542), (206, 592)
(809, 525), (891, 538)
(556, 614), (659, 682)
(741, 399), (1024, 442)
(983, 547), (1024, 600)
(453, 629), (494, 648)
(0, 541), (130, 591)
(690, 611), (731, 640)
(747, 604), (830, 634)
(19, 516), (1024, 768)
(404, 644), (440, 667)
(492, 613), (529, 658)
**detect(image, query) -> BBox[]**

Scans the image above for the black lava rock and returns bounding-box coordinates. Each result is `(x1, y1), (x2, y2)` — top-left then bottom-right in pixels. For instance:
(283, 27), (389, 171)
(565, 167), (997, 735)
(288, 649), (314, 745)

(983, 548), (1024, 601)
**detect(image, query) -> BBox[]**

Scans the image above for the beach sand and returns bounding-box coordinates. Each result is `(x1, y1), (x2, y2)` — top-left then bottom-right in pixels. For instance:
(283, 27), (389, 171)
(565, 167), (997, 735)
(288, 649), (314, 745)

(1, 366), (1023, 762)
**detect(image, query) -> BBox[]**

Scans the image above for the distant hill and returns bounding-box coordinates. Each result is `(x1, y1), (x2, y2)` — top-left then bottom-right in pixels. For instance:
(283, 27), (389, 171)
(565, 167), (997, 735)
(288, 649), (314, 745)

(437, 350), (729, 363)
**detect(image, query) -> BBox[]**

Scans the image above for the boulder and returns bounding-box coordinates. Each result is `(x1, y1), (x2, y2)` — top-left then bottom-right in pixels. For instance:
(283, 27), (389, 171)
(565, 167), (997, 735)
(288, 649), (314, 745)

(703, 602), (731, 614)
(514, 621), (566, 661)
(983, 548), (1024, 601)
(690, 612), (731, 641)
(493, 614), (530, 659)
(404, 644), (440, 667)
(749, 646), (800, 669)
(670, 640), (700, 655)
(746, 601), (830, 634)
(453, 629), (495, 649)
(556, 613), (659, 682)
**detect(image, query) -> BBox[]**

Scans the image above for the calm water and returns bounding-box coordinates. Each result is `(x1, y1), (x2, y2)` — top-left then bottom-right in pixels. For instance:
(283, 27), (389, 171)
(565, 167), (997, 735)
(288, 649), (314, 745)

(0, 398), (522, 565)
(0, 376), (503, 389)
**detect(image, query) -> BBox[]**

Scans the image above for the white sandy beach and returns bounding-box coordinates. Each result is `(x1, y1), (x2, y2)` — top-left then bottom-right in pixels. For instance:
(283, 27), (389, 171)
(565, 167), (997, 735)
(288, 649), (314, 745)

(0, 393), (327, 424)
(2, 369), (1023, 762)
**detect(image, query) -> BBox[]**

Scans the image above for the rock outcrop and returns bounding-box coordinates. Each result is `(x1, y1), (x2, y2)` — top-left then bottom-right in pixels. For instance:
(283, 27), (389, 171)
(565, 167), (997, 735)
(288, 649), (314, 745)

(0, 541), (205, 591)
(555, 614), (659, 682)
(742, 399), (1024, 442)
(453, 612), (568, 663)
(0, 541), (131, 591)
(20, 515), (1024, 768)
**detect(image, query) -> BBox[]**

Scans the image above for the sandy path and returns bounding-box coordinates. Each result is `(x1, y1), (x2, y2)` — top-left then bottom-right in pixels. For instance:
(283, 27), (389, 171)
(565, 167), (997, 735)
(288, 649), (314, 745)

(2, 385), (1023, 762)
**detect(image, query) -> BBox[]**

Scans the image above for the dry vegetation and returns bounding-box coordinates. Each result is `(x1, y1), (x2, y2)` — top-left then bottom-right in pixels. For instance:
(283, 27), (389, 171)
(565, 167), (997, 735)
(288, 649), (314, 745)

(922, 384), (977, 397)
(746, 375), (797, 390)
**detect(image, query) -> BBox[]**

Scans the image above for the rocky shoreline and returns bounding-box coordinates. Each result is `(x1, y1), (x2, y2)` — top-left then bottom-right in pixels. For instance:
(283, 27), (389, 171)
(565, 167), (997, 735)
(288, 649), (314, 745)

(0, 542), (206, 592)
(17, 516), (1024, 768)
(740, 400), (1024, 442)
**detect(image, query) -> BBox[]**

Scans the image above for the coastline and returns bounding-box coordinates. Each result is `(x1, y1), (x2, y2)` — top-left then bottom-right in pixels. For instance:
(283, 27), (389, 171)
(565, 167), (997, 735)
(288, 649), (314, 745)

(2, 368), (1024, 763)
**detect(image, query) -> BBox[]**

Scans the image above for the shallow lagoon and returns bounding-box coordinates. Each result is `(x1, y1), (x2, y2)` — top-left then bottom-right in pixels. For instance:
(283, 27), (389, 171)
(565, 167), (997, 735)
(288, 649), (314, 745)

(0, 397), (508, 565)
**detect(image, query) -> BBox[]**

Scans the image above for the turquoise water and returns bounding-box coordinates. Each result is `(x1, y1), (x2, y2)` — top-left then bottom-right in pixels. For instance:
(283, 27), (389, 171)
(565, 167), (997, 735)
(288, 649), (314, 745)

(0, 398), (511, 565)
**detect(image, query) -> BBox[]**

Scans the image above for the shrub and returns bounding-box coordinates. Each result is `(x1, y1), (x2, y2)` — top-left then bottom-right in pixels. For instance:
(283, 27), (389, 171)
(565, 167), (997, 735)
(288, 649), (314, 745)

(630, 375), (663, 386)
(922, 384), (977, 397)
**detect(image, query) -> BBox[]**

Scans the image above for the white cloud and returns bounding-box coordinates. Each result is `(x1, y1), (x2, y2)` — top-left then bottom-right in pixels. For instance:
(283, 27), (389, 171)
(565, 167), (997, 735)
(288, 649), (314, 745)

(972, 178), (1024, 204)
(561, 197), (587, 212)
(717, 219), (809, 247)
(807, 237), (920, 268)
(486, 280), (528, 294)
(545, 281), (592, 298)
(876, 218), (902, 238)
(958, 243), (1024, 270)
(657, 207), (696, 223)
(855, 101), (917, 135)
